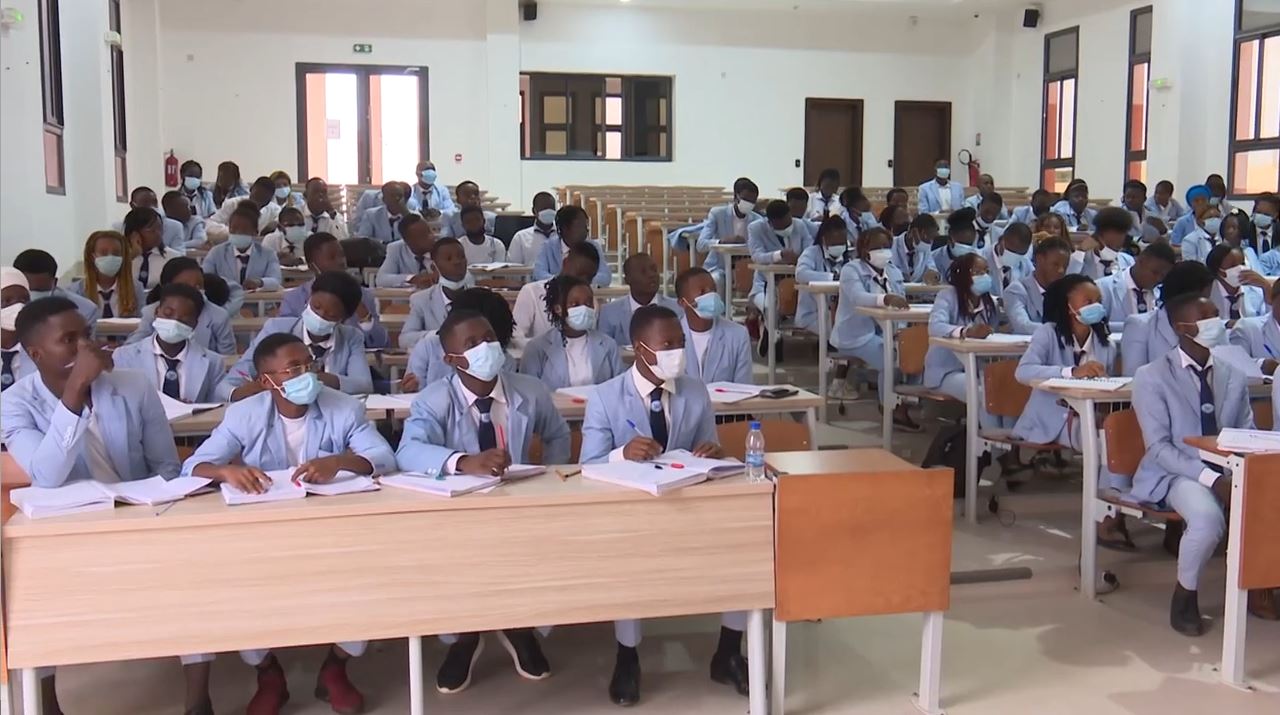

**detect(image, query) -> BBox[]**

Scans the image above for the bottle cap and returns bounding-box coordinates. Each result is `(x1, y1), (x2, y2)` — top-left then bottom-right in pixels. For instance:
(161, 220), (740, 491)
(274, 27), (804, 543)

(749, 421), (761, 430)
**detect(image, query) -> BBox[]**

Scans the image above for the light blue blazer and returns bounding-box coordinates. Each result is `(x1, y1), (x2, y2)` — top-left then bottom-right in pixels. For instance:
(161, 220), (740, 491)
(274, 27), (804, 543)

(48, 286), (102, 324)
(1050, 202), (1098, 231)
(1067, 249), (1134, 281)
(519, 329), (623, 389)
(202, 241), (283, 291)
(1007, 205), (1044, 226)
(405, 335), (519, 388)
(924, 287), (1001, 388)
(532, 238), (612, 286)
(930, 244), (975, 282)
(1169, 212), (1198, 245)
(667, 220), (707, 252)
(1120, 308), (1179, 377)
(180, 216), (208, 249)
(980, 243), (1033, 300)
(110, 337), (230, 403)
(890, 233), (934, 283)
(597, 295), (678, 347)
(1097, 269), (1154, 334)
(356, 206), (419, 243)
(916, 179), (965, 215)
(1179, 227), (1217, 264)
(221, 317), (373, 395)
(280, 281), (389, 349)
(794, 244), (848, 333)
(1144, 197), (1186, 224)
(1004, 274), (1048, 336)
(376, 240), (433, 287)
(746, 218), (814, 301)
(348, 189), (382, 233)
(182, 387), (396, 475)
(0, 369), (180, 487)
(697, 205), (764, 278)
(184, 187), (217, 219)
(1011, 324), (1118, 444)
(681, 317), (752, 384)
(396, 371), (570, 474)
(410, 182), (456, 213)
(963, 194), (1010, 221)
(1259, 246), (1280, 276)
(1131, 349), (1254, 503)
(400, 284), (456, 350)
(68, 277), (147, 319)
(440, 209), (496, 240)
(1229, 315), (1280, 364)
(1210, 280), (1265, 322)
(126, 301), (237, 355)
(832, 260), (905, 353)
(579, 372), (717, 463)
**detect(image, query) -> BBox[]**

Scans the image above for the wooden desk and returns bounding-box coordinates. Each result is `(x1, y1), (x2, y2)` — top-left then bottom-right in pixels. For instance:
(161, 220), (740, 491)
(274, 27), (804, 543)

(767, 449), (952, 715)
(92, 318), (142, 338)
(2, 472), (775, 715)
(927, 336), (1031, 524)
(854, 304), (934, 446)
(168, 405), (393, 438)
(241, 286), (416, 311)
(467, 263), (534, 282)
(904, 282), (946, 298)
(228, 314), (409, 341)
(750, 263), (798, 384)
(710, 243), (751, 314)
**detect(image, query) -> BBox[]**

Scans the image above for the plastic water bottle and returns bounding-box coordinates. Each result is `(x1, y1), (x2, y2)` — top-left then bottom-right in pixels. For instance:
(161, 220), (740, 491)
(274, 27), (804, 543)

(745, 421), (767, 483)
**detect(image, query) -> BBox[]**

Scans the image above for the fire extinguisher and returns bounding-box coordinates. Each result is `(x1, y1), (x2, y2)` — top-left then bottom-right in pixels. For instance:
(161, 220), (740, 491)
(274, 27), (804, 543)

(958, 149), (980, 186)
(164, 150), (180, 188)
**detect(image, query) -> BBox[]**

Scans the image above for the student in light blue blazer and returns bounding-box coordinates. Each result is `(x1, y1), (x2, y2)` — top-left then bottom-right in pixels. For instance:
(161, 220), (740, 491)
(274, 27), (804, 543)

(916, 160), (966, 214)
(223, 271), (374, 399)
(117, 187), (188, 251)
(598, 253), (677, 347)
(980, 221), (1034, 300)
(1010, 275), (1134, 547)
(1004, 236), (1072, 335)
(202, 203), (283, 291)
(112, 284), (229, 403)
(931, 207), (982, 282)
(399, 238), (475, 350)
(1130, 293), (1265, 635)
(533, 205), (612, 286)
(1146, 180), (1186, 225)
(127, 257), (237, 354)
(439, 180), (497, 239)
(185, 332), (393, 713)
(971, 192), (1008, 250)
(1206, 244), (1268, 322)
(70, 230), (148, 319)
(963, 174), (1011, 221)
(396, 308), (569, 692)
(578, 304), (749, 706)
(891, 214), (942, 284)
(795, 216), (852, 335)
(674, 267), (752, 384)
(697, 178), (764, 289)
(14, 249), (101, 326)
(520, 275), (623, 389)
(279, 232), (389, 348)
(1170, 184), (1212, 245)
(179, 160), (218, 218)
(410, 161), (456, 213)
(806, 169), (843, 219)
(924, 252), (1003, 425)
(786, 186), (820, 245)
(1008, 189), (1054, 226)
(1180, 205), (1224, 264)
(1067, 207), (1136, 280)
(399, 288), (517, 393)
(746, 199), (813, 314)
(1120, 261), (1216, 376)
(1051, 180), (1097, 231)
(1, 267), (35, 390)
(376, 213), (439, 288)
(1097, 242), (1176, 333)
(162, 190), (210, 249)
(355, 181), (419, 243)
(839, 186), (879, 237)
(1228, 282), (1280, 377)
(1252, 194), (1279, 262)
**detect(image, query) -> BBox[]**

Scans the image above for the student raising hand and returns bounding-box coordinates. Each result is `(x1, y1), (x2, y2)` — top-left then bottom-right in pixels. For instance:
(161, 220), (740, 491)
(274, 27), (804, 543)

(457, 447), (512, 477)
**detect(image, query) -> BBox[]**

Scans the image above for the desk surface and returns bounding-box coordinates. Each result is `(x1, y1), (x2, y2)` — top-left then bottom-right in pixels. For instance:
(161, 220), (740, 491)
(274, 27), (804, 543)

(929, 335), (1031, 355)
(854, 305), (934, 321)
(749, 263), (797, 274)
(710, 243), (750, 254)
(551, 387), (822, 421)
(768, 448), (917, 475)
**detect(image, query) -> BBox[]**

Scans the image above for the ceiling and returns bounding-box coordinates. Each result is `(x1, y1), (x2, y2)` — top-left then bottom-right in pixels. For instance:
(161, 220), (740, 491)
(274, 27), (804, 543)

(540, 0), (1028, 12)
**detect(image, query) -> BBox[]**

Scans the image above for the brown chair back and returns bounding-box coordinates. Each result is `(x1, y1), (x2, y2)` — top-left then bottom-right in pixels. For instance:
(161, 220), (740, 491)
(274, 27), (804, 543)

(898, 324), (930, 377)
(732, 253), (753, 297)
(1103, 409), (1146, 477)
(1255, 398), (1274, 431)
(716, 420), (811, 462)
(777, 277), (799, 318)
(983, 360), (1032, 419)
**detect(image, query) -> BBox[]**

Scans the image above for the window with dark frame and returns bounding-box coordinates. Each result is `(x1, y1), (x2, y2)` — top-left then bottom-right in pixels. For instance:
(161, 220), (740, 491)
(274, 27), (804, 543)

(109, 0), (127, 202)
(520, 73), (671, 161)
(1041, 27), (1079, 194)
(38, 0), (65, 194)
(1229, 0), (1280, 197)
(1125, 7), (1152, 184)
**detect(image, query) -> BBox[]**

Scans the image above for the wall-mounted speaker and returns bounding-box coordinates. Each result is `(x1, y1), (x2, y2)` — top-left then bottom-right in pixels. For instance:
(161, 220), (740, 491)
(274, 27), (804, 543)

(1022, 8), (1041, 28)
(522, 2), (538, 22)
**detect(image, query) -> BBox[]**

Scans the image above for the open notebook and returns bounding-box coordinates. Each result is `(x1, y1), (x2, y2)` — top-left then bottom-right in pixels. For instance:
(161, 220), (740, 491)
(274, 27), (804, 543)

(582, 451), (742, 496)
(220, 470), (379, 505)
(380, 473), (501, 498)
(1037, 377), (1133, 392)
(157, 392), (222, 422)
(1217, 428), (1280, 453)
(10, 476), (213, 519)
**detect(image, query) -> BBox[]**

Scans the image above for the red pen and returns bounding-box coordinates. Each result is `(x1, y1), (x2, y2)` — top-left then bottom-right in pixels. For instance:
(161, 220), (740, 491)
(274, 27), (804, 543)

(497, 424), (507, 451)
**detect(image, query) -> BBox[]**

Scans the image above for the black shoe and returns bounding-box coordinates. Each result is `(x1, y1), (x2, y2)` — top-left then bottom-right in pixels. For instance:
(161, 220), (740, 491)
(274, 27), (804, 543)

(1170, 583), (1206, 637)
(497, 629), (550, 680)
(709, 650), (749, 696)
(184, 699), (214, 715)
(608, 647), (640, 706)
(436, 634), (483, 693)
(1163, 521), (1185, 557)
(757, 327), (770, 358)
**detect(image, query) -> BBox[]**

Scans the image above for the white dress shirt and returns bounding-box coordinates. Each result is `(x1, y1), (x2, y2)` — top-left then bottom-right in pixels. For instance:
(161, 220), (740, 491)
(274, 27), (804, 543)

(509, 225), (556, 266)
(445, 375), (510, 473)
(280, 413), (308, 465)
(1123, 268), (1153, 317)
(690, 325), (712, 368)
(302, 331), (337, 373)
(1059, 332), (1099, 378)
(608, 365), (675, 463)
(513, 279), (553, 347)
(83, 410), (123, 483)
(565, 334), (592, 387)
(462, 235), (508, 265)
(937, 183), (953, 212)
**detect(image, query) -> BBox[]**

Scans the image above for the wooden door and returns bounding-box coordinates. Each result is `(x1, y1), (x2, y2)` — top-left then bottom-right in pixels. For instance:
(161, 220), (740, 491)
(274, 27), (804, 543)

(803, 98), (863, 187)
(893, 101), (951, 187)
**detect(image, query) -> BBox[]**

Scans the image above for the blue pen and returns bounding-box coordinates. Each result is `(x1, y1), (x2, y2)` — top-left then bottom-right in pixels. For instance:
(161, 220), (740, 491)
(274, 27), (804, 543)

(625, 419), (643, 435)
(1266, 344), (1276, 359)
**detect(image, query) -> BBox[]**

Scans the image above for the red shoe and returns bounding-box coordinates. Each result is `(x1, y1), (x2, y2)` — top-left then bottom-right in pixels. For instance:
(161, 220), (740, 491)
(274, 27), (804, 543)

(316, 654), (365, 714)
(247, 657), (290, 715)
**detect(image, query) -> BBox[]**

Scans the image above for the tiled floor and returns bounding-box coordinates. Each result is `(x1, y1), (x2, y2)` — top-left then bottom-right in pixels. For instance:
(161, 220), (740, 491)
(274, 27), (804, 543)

(20, 351), (1280, 713)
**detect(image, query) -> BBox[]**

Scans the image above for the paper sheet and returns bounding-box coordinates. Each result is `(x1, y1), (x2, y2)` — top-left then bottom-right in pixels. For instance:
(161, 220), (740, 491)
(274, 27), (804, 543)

(158, 392), (223, 421)
(1216, 428), (1280, 453)
(301, 472), (380, 496)
(705, 381), (761, 403)
(380, 472), (501, 497)
(978, 333), (1033, 344)
(220, 471), (307, 505)
(103, 476), (213, 505)
(1037, 377), (1133, 392)
(365, 393), (420, 410)
(555, 385), (598, 401)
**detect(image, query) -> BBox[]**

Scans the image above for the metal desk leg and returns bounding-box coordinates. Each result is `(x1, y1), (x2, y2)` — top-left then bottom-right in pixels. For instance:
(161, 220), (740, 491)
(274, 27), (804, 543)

(1221, 455), (1250, 690)
(661, 233), (671, 297)
(913, 611), (945, 715)
(816, 296), (829, 422)
(804, 407), (819, 450)
(767, 272), (779, 385)
(723, 255), (735, 320)
(963, 352), (980, 524)
(20, 671), (38, 715)
(409, 636), (425, 715)
(748, 609), (767, 715)
(1078, 400), (1100, 600)
(770, 617), (787, 715)
(881, 317), (895, 450)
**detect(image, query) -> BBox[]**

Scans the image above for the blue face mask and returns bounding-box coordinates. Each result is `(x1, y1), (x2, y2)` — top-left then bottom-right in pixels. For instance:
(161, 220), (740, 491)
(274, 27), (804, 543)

(275, 371), (323, 406)
(274, 186), (291, 200)
(94, 255), (123, 277)
(689, 292), (724, 319)
(936, 167), (951, 180)
(454, 340), (505, 381)
(566, 305), (596, 332)
(183, 176), (202, 192)
(950, 242), (977, 257)
(1075, 302), (1108, 326)
(153, 317), (195, 344)
(1203, 217), (1223, 236)
(228, 233), (255, 251)
(420, 169), (438, 185)
(28, 290), (53, 301)
(537, 208), (557, 225)
(1253, 213), (1274, 230)
(971, 274), (994, 296)
(302, 305), (336, 337)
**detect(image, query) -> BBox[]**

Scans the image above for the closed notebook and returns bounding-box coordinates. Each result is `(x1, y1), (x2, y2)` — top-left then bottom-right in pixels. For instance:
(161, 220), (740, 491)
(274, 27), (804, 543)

(1037, 377), (1133, 392)
(1217, 428), (1280, 453)
(380, 473), (501, 497)
(705, 382), (760, 404)
(581, 460), (709, 496)
(301, 472), (380, 496)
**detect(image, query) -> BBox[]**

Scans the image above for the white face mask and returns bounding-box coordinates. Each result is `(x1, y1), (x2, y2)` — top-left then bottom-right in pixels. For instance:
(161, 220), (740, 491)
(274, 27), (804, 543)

(1097, 246), (1119, 262)
(1191, 317), (1228, 349)
(0, 302), (24, 332)
(735, 198), (755, 215)
(1223, 265), (1245, 288)
(825, 244), (847, 261)
(867, 248), (893, 270)
(640, 342), (686, 382)
(775, 224), (794, 239)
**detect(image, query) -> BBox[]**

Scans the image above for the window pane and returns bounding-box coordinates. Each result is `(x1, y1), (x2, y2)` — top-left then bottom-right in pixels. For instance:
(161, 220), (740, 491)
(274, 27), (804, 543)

(1261, 35), (1280, 139)
(1129, 62), (1149, 152)
(594, 96), (602, 124)
(115, 154), (127, 202)
(544, 130), (567, 155)
(1044, 80), (1060, 160)
(605, 131), (622, 160)
(605, 77), (622, 94)
(543, 95), (567, 124)
(371, 73), (420, 185)
(302, 72), (360, 185)
(1046, 167), (1074, 193)
(1128, 160), (1147, 183)
(1232, 149), (1280, 194)
(1132, 10), (1152, 56)
(605, 96), (623, 126)
(1236, 40), (1261, 141)
(1060, 78), (1076, 159)
(43, 128), (62, 190)
(1240, 0), (1280, 32)
(1047, 30), (1078, 74)
(658, 98), (668, 127)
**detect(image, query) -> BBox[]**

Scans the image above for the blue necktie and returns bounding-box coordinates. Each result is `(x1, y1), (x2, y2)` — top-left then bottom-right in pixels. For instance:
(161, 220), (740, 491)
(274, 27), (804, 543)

(1225, 292), (1241, 321)
(161, 356), (181, 400)
(99, 290), (114, 319)
(138, 249), (152, 287)
(648, 388), (668, 451)
(475, 397), (497, 451)
(1134, 289), (1148, 313)
(1, 349), (16, 390)
(237, 254), (250, 284)
(1191, 365), (1218, 435)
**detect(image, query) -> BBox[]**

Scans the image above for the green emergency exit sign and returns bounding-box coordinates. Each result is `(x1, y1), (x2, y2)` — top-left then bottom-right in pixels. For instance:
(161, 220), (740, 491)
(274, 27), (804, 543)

(352, 43), (373, 54)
